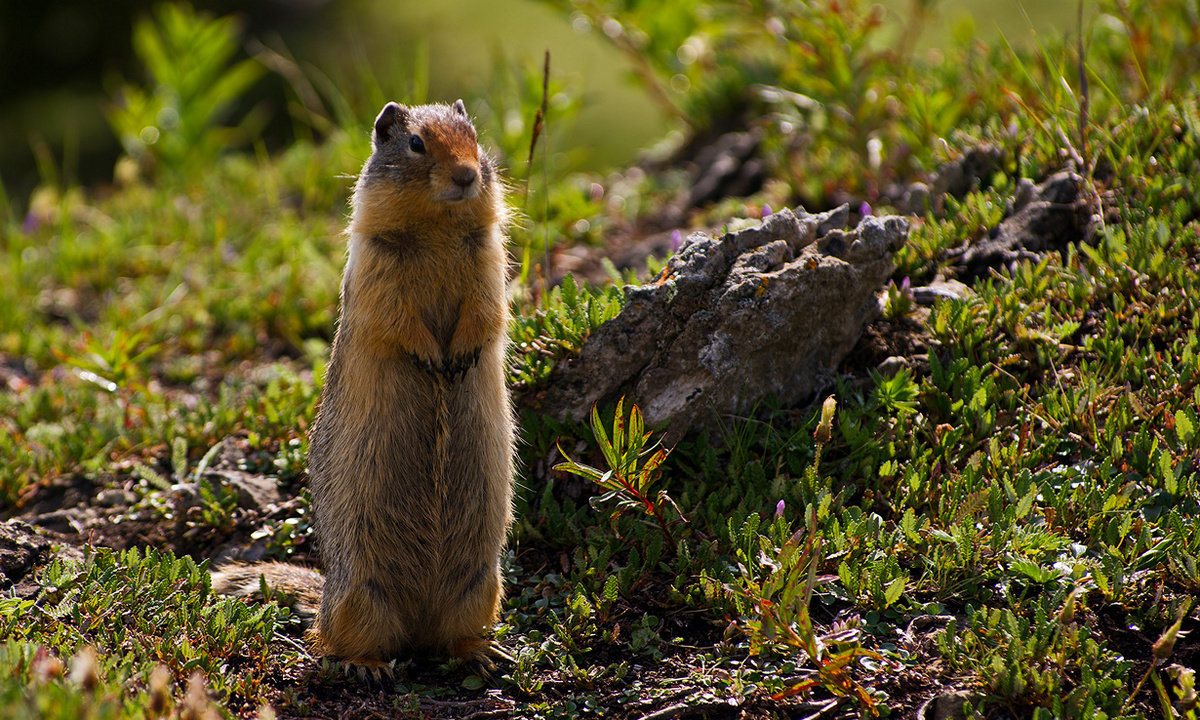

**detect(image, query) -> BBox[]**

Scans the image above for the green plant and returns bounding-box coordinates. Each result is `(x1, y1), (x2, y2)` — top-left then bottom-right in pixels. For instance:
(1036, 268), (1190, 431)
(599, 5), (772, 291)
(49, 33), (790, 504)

(108, 2), (265, 175)
(1159, 664), (1198, 720)
(725, 507), (882, 715)
(555, 397), (681, 549)
(881, 277), (915, 320)
(870, 367), (920, 416)
(937, 590), (1133, 717)
(510, 273), (624, 388)
(1122, 608), (1195, 718)
(1, 547), (293, 718)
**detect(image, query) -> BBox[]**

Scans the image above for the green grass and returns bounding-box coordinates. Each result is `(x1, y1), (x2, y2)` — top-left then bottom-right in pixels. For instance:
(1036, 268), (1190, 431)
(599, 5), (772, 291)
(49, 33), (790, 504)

(3, 0), (1200, 717)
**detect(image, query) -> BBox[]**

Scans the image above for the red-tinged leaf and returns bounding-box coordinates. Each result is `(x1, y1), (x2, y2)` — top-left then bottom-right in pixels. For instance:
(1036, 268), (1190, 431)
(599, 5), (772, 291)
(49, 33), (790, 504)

(781, 575), (802, 608)
(613, 397), (627, 456)
(642, 447), (669, 474)
(554, 461), (605, 482)
(770, 678), (819, 700)
(596, 469), (623, 492)
(607, 512), (624, 539)
(629, 403), (643, 444)
(823, 648), (881, 672)
(553, 441), (606, 482)
(803, 536), (823, 607)
(592, 404), (624, 474)
(591, 403), (609, 445)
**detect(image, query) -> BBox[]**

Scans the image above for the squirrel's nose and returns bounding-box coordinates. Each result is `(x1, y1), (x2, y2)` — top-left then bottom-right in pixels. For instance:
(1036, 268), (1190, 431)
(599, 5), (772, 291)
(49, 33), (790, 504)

(451, 167), (478, 189)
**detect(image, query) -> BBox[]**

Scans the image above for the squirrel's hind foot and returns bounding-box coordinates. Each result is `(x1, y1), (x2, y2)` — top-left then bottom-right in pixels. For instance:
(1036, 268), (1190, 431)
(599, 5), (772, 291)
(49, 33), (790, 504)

(449, 636), (514, 673)
(339, 657), (399, 689)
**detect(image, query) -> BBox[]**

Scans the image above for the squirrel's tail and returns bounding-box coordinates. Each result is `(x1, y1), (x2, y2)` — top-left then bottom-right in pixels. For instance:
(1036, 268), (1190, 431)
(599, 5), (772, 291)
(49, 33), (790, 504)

(211, 561), (324, 624)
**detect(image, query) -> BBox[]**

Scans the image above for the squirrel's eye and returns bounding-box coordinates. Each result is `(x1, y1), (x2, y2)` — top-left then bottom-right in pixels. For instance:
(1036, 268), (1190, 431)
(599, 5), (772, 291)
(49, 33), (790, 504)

(409, 135), (426, 154)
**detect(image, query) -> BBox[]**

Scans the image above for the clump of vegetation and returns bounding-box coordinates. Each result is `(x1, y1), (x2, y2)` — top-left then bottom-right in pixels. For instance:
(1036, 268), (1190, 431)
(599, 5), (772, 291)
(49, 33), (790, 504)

(2, 0), (1199, 717)
(2, 548), (295, 718)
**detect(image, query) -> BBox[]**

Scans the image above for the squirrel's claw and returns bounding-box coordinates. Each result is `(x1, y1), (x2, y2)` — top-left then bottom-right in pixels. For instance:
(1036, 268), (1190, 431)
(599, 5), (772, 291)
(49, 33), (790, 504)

(449, 636), (513, 676)
(482, 641), (515, 665)
(411, 353), (440, 379)
(346, 658), (395, 688)
(436, 347), (482, 383)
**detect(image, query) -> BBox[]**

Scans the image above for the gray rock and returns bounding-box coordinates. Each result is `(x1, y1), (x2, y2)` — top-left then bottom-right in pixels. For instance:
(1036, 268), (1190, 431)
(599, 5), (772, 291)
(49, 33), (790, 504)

(0, 520), (53, 589)
(0, 520), (82, 598)
(30, 509), (84, 535)
(959, 171), (1092, 280)
(912, 278), (973, 305)
(875, 356), (910, 377)
(930, 144), (1006, 200)
(95, 488), (137, 508)
(211, 469), (282, 512)
(539, 206), (910, 440)
(916, 690), (974, 720)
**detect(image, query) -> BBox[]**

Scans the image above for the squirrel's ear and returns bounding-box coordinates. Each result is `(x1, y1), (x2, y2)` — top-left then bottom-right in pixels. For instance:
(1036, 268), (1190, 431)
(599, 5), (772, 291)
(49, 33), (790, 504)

(452, 99), (468, 117)
(374, 102), (408, 145)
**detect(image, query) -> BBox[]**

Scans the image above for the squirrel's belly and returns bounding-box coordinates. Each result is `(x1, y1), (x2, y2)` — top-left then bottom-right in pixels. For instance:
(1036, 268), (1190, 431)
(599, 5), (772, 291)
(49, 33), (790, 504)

(315, 356), (510, 572)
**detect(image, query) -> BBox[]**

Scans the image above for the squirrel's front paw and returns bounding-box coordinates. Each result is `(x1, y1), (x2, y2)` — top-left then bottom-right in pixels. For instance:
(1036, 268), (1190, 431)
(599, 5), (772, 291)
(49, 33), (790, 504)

(438, 347), (482, 382)
(409, 351), (441, 378)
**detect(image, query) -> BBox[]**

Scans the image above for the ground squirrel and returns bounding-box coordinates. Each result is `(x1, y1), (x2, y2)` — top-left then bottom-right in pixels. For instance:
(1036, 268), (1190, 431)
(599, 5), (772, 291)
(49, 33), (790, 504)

(214, 100), (515, 667)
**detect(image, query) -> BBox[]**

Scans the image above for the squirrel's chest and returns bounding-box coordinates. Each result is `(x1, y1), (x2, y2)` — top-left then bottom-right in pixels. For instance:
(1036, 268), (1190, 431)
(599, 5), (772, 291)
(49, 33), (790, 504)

(419, 293), (462, 348)
(345, 244), (468, 340)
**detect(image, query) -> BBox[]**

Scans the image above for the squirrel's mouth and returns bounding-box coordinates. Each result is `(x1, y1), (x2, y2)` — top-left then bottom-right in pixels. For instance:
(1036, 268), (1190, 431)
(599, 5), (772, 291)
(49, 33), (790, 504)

(438, 184), (481, 203)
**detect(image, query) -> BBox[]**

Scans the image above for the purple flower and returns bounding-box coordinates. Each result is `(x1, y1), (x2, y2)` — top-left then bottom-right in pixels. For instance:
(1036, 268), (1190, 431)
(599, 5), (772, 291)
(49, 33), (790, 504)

(775, 499), (785, 518)
(860, 201), (872, 217)
(762, 204), (772, 217)
(670, 229), (683, 253)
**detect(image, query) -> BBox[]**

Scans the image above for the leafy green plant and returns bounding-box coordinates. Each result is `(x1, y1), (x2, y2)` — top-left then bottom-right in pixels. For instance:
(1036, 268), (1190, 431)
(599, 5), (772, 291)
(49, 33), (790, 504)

(937, 590), (1133, 717)
(1158, 664), (1198, 720)
(108, 2), (265, 175)
(881, 277), (915, 320)
(870, 367), (920, 416)
(511, 273), (624, 387)
(1122, 608), (1195, 718)
(555, 397), (681, 549)
(2, 547), (293, 718)
(58, 329), (162, 394)
(724, 507), (882, 715)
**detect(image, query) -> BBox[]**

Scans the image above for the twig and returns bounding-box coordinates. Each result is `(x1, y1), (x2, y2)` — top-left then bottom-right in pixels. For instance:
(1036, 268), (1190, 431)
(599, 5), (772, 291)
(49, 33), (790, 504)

(1076, 0), (1089, 175)
(522, 49), (552, 301)
(276, 631), (311, 657)
(635, 701), (744, 720)
(525, 50), (550, 190)
(796, 699), (841, 720)
(419, 697), (513, 709)
(462, 711), (513, 720)
(636, 703), (689, 720)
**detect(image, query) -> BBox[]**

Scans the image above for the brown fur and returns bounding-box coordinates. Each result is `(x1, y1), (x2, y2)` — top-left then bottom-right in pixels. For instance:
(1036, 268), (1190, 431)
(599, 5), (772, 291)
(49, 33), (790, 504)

(210, 561), (323, 621)
(215, 101), (514, 666)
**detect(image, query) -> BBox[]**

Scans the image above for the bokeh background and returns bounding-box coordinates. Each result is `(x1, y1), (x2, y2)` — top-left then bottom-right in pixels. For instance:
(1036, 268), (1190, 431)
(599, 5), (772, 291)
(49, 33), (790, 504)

(1, 0), (1083, 206)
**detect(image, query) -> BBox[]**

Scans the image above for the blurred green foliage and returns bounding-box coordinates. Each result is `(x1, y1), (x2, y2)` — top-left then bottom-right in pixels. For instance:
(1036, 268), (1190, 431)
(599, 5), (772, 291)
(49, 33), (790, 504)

(108, 3), (266, 177)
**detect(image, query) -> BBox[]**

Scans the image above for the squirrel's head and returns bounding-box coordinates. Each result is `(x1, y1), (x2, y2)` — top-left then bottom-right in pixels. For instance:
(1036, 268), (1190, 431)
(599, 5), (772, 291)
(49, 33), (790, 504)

(354, 100), (503, 231)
